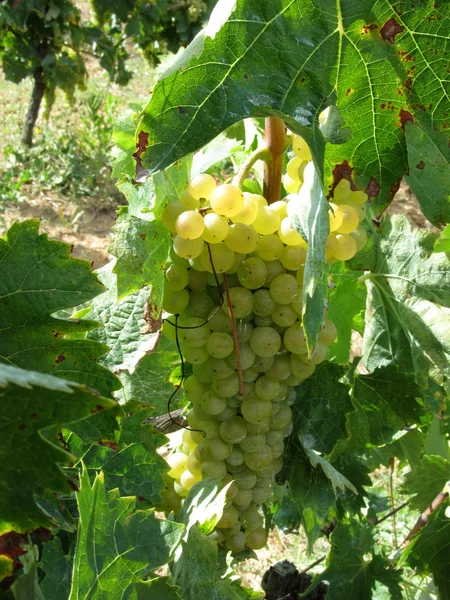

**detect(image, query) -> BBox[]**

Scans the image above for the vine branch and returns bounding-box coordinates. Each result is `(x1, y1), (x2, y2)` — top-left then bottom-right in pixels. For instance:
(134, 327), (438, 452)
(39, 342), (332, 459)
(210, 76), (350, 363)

(263, 117), (286, 204)
(400, 491), (449, 550)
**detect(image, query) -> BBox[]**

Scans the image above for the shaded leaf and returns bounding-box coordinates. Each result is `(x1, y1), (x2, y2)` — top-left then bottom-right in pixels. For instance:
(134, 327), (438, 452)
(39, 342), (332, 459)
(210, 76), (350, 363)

(403, 455), (450, 512)
(433, 224), (450, 254)
(11, 546), (44, 600)
(179, 478), (230, 536)
(136, 577), (182, 599)
(40, 536), (72, 600)
(304, 449), (357, 496)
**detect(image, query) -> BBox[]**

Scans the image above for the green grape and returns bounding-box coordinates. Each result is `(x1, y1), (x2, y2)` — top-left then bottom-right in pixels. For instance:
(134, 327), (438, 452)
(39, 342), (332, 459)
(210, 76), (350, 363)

(200, 242), (235, 273)
(241, 381), (255, 399)
(250, 193), (268, 208)
(208, 309), (232, 333)
(283, 173), (301, 194)
(188, 269), (207, 291)
(175, 210), (205, 240)
(336, 204), (359, 234)
(174, 481), (189, 497)
(334, 233), (357, 261)
(249, 326), (281, 358)
(201, 460), (228, 479)
(219, 416), (247, 444)
(283, 321), (307, 354)
(278, 217), (303, 246)
(192, 363), (213, 383)
(225, 223), (258, 253)
(193, 441), (211, 462)
(333, 178), (351, 202)
(244, 444), (273, 471)
(240, 433), (266, 453)
(270, 274), (299, 305)
(189, 254), (207, 272)
(227, 252), (246, 274)
(212, 373), (240, 397)
(253, 289), (277, 316)
(162, 288), (189, 314)
(271, 303), (297, 327)
(328, 202), (343, 232)
(274, 382), (289, 402)
(269, 440), (285, 459)
(188, 173), (217, 200)
(266, 429), (285, 445)
(319, 320), (337, 345)
(210, 183), (244, 217)
(209, 530), (226, 543)
(187, 452), (202, 476)
(270, 403), (293, 429)
(346, 200), (366, 222)
(179, 469), (201, 491)
(222, 287), (254, 319)
(232, 192), (259, 224)
(237, 257), (267, 289)
(202, 213), (229, 243)
(253, 205), (281, 235)
(289, 354), (316, 380)
(266, 354), (291, 381)
(162, 318), (177, 341)
(173, 235), (205, 259)
(226, 445), (245, 467)
(233, 487), (253, 507)
(183, 343), (209, 364)
(162, 203), (185, 233)
(227, 396), (241, 408)
(201, 390), (227, 415)
(206, 331), (234, 358)
(236, 320), (253, 343)
(217, 504), (239, 528)
(227, 345), (256, 371)
(264, 260), (286, 286)
(179, 317), (210, 347)
(286, 156), (307, 181)
(241, 398), (272, 424)
(182, 429), (198, 452)
(246, 420), (270, 434)
(160, 487), (183, 513)
(256, 234), (284, 261)
(186, 290), (215, 319)
(326, 234), (338, 260)
(270, 201), (288, 221)
(255, 375), (280, 401)
(184, 375), (207, 401)
(204, 356), (235, 380)
(292, 134), (312, 161)
(280, 245), (307, 271)
(165, 263), (189, 291)
(254, 315), (273, 327)
(206, 437), (233, 460)
(304, 341), (327, 365)
(179, 188), (200, 210)
(234, 468), (258, 489)
(239, 506), (263, 532)
(350, 226), (368, 251)
(242, 367), (259, 382)
(251, 485), (272, 504)
(348, 189), (368, 205)
(215, 405), (238, 422)
(221, 475), (239, 500)
(197, 419), (221, 439)
(166, 452), (188, 478)
(226, 531), (246, 552)
(253, 355), (275, 372)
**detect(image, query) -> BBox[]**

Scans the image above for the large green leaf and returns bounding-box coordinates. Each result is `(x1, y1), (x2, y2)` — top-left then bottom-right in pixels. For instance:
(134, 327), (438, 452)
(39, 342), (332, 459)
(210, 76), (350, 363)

(403, 455), (450, 512)
(68, 469), (184, 600)
(361, 215), (450, 387)
(40, 537), (72, 600)
(0, 220), (120, 398)
(137, 0), (449, 211)
(0, 364), (115, 535)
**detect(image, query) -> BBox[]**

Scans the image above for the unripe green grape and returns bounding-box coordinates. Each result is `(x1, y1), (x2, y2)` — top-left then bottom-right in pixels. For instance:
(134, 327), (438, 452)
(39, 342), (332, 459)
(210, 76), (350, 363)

(206, 331), (234, 358)
(348, 189), (368, 205)
(251, 485), (272, 504)
(336, 204), (359, 234)
(182, 429), (198, 452)
(189, 254), (207, 272)
(206, 437), (233, 460)
(193, 403), (210, 421)
(328, 202), (343, 232)
(179, 317), (210, 347)
(174, 480), (189, 497)
(183, 343), (209, 364)
(334, 233), (357, 261)
(278, 217), (303, 246)
(234, 468), (258, 489)
(180, 469), (201, 491)
(196, 419), (220, 439)
(240, 505), (264, 531)
(175, 210), (205, 240)
(267, 354), (291, 381)
(202, 212), (229, 243)
(253, 205), (281, 235)
(292, 134), (312, 161)
(242, 367), (260, 382)
(170, 245), (190, 267)
(270, 274), (299, 304)
(219, 416), (247, 444)
(291, 293), (303, 315)
(163, 288), (189, 314)
(270, 403), (293, 430)
(184, 374), (207, 401)
(165, 264), (189, 291)
(204, 356), (235, 380)
(189, 173), (217, 200)
(225, 223), (258, 253)
(303, 341), (328, 365)
(253, 355), (275, 372)
(284, 322), (307, 354)
(209, 530), (226, 543)
(256, 234), (284, 261)
(240, 433), (266, 453)
(269, 440), (285, 459)
(201, 390), (227, 415)
(232, 192), (259, 224)
(227, 396), (241, 409)
(241, 398), (272, 424)
(166, 452), (188, 478)
(283, 173), (301, 194)
(162, 203), (185, 233)
(217, 504), (239, 528)
(244, 444), (273, 471)
(253, 289), (277, 316)
(173, 235), (204, 259)
(226, 445), (245, 467)
(253, 315), (273, 327)
(333, 178), (351, 202)
(210, 183), (244, 217)
(161, 487), (183, 513)
(255, 375), (280, 401)
(222, 476), (239, 500)
(226, 531), (246, 552)
(215, 405), (238, 422)
(222, 287), (254, 319)
(188, 269), (207, 291)
(326, 234), (338, 260)
(249, 327), (281, 357)
(233, 487), (253, 507)
(179, 188), (200, 209)
(227, 345), (255, 371)
(271, 303), (297, 327)
(200, 242), (235, 273)
(186, 291), (215, 320)
(246, 421), (270, 434)
(237, 257), (267, 289)
(274, 382), (289, 402)
(208, 309), (232, 333)
(319, 320), (337, 345)
(187, 407), (205, 430)
(227, 251), (246, 274)
(264, 260), (286, 286)
(266, 429), (285, 445)
(212, 373), (240, 397)
(187, 452), (202, 476)
(286, 156), (307, 181)
(350, 226), (368, 251)
(280, 245), (307, 270)
(162, 318), (177, 341)
(346, 200), (366, 222)
(192, 363), (213, 383)
(201, 460), (227, 479)
(284, 374), (303, 386)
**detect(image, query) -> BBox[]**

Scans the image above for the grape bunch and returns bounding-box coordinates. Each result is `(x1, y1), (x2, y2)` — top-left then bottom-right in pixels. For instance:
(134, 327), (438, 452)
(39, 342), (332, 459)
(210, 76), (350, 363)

(157, 134), (367, 552)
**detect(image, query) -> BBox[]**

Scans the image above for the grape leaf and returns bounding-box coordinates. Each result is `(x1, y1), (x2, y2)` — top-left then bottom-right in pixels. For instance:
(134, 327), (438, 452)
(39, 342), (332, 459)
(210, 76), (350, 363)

(137, 0), (450, 211)
(313, 518), (403, 600)
(178, 478), (230, 535)
(404, 121), (450, 227)
(67, 401), (169, 503)
(401, 503), (450, 600)
(0, 220), (120, 398)
(69, 469), (184, 600)
(361, 215), (450, 387)
(40, 537), (72, 600)
(10, 546), (44, 600)
(111, 108), (141, 179)
(136, 577), (182, 599)
(434, 224), (450, 253)
(0, 363), (115, 535)
(403, 455), (450, 511)
(304, 449), (357, 496)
